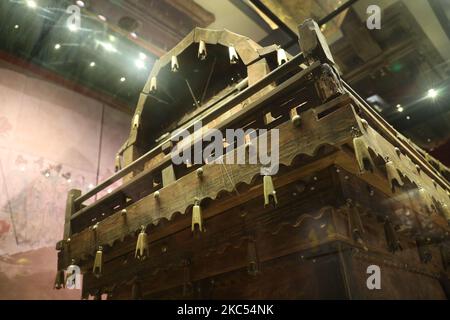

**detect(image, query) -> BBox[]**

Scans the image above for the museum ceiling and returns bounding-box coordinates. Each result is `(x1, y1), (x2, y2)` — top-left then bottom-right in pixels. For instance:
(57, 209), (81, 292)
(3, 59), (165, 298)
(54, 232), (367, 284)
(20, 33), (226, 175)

(0, 0), (449, 157)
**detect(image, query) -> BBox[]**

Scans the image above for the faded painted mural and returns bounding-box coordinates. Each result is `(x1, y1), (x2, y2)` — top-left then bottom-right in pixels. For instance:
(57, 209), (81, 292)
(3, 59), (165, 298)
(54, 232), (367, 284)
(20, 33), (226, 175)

(0, 65), (131, 299)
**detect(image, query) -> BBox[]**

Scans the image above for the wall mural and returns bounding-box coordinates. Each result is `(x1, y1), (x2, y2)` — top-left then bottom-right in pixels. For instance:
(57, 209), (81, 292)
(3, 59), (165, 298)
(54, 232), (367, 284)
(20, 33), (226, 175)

(0, 153), (96, 253)
(0, 66), (130, 298)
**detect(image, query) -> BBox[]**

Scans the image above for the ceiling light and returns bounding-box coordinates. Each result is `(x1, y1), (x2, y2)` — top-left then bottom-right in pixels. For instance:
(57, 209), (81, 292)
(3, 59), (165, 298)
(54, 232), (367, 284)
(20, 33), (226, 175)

(104, 43), (115, 52)
(120, 77), (126, 82)
(26, 0), (37, 9)
(427, 88), (438, 99)
(14, 24), (19, 29)
(68, 24), (78, 32)
(130, 32), (138, 39)
(397, 107), (404, 112)
(139, 52), (147, 60)
(135, 59), (145, 69)
(89, 61), (96, 67)
(54, 43), (61, 50)
(406, 116), (411, 120)
(98, 15), (107, 22)
(97, 41), (117, 53)
(76, 0), (85, 7)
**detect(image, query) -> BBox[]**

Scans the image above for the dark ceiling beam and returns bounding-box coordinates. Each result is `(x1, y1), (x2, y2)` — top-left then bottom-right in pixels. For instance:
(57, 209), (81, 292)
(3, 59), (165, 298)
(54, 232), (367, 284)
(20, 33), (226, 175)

(343, 39), (416, 84)
(229, 0), (275, 34)
(428, 0), (450, 40)
(247, 0), (298, 41)
(318, 0), (360, 26)
(248, 0), (361, 50)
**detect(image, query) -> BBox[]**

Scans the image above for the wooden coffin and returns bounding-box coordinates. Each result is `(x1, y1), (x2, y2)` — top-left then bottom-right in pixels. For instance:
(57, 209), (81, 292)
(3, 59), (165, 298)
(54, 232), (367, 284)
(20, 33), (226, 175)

(55, 20), (450, 300)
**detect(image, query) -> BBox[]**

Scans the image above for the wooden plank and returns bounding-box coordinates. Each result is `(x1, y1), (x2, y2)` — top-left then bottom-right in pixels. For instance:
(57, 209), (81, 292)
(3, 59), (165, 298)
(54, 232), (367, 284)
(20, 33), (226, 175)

(346, 82), (450, 192)
(68, 102), (357, 244)
(73, 53), (308, 208)
(162, 165), (176, 187)
(71, 61), (320, 227)
(64, 189), (81, 239)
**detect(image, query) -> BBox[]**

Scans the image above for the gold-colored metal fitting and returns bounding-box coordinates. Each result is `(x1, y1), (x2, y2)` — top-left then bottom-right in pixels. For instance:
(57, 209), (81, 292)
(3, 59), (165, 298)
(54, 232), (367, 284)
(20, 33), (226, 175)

(415, 164), (421, 174)
(263, 112), (276, 125)
(417, 185), (434, 214)
(289, 108), (301, 127)
(277, 48), (287, 66)
(228, 46), (238, 64)
(247, 239), (259, 276)
(360, 118), (369, 130)
(150, 76), (157, 93)
(198, 40), (207, 60)
(171, 55), (179, 72)
(132, 113), (140, 129)
(263, 175), (278, 207)
(346, 199), (365, 244)
(353, 136), (374, 172)
(196, 167), (204, 179)
(135, 225), (149, 260)
(291, 114), (301, 127)
(115, 154), (121, 172)
(93, 246), (103, 277)
(53, 269), (66, 289)
(385, 159), (404, 192)
(384, 218), (402, 253)
(191, 199), (203, 232)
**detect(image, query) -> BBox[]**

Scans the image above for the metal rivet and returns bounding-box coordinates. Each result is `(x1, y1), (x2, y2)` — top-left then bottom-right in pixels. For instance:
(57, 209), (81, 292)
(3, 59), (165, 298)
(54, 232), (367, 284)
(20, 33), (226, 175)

(291, 114), (301, 127)
(360, 118), (369, 130)
(198, 40), (207, 60)
(228, 46), (238, 64)
(171, 55), (179, 72)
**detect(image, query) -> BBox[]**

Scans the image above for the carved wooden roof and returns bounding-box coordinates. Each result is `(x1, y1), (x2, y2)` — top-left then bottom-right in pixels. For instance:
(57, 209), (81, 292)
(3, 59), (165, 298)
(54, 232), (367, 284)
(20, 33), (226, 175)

(127, 28), (285, 153)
